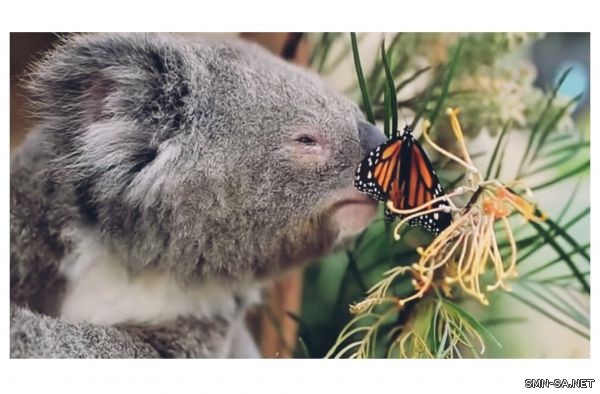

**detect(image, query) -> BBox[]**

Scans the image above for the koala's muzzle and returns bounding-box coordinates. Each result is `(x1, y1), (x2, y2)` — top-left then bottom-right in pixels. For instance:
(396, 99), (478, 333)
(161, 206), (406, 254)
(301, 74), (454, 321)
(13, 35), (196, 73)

(358, 121), (387, 156)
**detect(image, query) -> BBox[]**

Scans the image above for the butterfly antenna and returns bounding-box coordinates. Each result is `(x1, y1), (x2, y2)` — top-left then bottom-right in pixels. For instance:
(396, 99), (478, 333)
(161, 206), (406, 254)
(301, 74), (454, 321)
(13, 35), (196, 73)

(399, 108), (412, 134)
(399, 108), (408, 126)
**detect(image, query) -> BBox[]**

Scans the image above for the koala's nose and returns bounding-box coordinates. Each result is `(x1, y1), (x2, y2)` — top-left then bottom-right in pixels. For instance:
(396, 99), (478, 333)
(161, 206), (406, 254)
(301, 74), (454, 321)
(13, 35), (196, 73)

(358, 121), (387, 155)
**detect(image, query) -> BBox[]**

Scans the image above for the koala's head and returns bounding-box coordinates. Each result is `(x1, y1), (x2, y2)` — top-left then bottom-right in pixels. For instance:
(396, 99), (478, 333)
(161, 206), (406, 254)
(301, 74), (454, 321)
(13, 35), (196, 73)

(30, 33), (386, 282)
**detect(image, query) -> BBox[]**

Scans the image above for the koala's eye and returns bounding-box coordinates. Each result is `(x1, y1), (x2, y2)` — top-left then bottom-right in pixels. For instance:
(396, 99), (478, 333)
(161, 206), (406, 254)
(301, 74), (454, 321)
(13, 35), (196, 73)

(286, 130), (330, 165)
(295, 136), (318, 146)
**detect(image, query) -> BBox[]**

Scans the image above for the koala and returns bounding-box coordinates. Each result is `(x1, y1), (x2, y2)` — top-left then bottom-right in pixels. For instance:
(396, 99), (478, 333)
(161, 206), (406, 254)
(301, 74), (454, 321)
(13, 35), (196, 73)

(10, 33), (386, 358)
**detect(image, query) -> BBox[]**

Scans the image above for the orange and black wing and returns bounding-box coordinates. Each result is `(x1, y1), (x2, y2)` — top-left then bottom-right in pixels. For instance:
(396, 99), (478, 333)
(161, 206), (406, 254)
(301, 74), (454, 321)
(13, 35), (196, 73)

(354, 137), (403, 202)
(385, 134), (452, 235)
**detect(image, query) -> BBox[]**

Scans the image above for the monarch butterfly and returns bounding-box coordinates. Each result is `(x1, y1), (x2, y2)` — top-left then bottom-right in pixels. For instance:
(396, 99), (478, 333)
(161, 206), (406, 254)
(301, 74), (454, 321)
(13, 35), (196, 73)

(354, 125), (452, 235)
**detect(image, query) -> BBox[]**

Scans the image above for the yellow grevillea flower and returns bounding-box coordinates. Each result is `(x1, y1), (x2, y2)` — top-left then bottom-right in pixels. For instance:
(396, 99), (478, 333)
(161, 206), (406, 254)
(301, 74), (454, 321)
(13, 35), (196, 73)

(351, 107), (546, 313)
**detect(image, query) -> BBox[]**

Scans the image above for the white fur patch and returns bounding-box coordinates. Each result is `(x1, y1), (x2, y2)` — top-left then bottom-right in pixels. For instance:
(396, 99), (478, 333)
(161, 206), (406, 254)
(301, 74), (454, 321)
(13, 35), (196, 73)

(224, 317), (262, 358)
(59, 229), (261, 326)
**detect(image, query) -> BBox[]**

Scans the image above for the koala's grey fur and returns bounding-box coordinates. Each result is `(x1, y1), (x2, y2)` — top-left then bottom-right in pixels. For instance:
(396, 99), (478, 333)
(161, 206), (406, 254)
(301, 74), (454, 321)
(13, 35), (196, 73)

(10, 33), (385, 358)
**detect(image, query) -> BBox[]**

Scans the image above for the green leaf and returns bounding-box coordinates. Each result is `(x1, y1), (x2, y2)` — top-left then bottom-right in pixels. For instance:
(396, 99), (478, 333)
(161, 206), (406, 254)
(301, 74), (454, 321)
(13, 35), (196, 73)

(557, 178), (584, 224)
(523, 152), (575, 178)
(479, 317), (527, 326)
(538, 270), (590, 285)
(528, 220), (589, 293)
(321, 33), (363, 75)
(381, 41), (398, 133)
(517, 66), (573, 175)
(350, 32), (375, 124)
(542, 141), (589, 159)
(507, 290), (589, 339)
(529, 92), (583, 164)
(485, 120), (511, 180)
(427, 39), (463, 129)
(309, 33), (329, 67)
(519, 281), (588, 326)
(384, 83), (391, 137)
(411, 65), (445, 129)
(511, 281), (589, 338)
(347, 251), (368, 294)
(544, 133), (572, 146)
(286, 311), (314, 358)
(531, 160), (589, 191)
(515, 206), (589, 265)
(542, 216), (590, 261)
(316, 33), (336, 72)
(444, 300), (502, 351)
(370, 33), (405, 103)
(294, 336), (311, 358)
(560, 206), (591, 231)
(520, 242), (589, 279)
(395, 66), (431, 94)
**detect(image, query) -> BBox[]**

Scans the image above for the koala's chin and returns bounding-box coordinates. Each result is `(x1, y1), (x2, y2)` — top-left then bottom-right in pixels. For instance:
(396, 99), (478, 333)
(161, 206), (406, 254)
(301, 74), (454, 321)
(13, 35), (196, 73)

(296, 188), (377, 260)
(328, 186), (379, 242)
(261, 188), (377, 278)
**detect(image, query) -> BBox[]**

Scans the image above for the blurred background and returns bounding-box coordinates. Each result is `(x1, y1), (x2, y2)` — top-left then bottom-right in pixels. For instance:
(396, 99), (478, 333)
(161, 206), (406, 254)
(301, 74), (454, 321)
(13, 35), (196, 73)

(10, 32), (590, 358)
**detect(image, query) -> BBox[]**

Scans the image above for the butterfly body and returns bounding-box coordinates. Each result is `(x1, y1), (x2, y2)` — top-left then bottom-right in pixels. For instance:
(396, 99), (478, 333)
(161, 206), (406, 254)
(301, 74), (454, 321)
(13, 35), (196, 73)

(355, 125), (452, 235)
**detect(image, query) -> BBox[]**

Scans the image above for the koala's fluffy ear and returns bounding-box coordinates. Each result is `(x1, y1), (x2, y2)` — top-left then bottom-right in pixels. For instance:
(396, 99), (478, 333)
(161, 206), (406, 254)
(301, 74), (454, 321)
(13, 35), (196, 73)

(25, 34), (196, 226)
(27, 33), (192, 148)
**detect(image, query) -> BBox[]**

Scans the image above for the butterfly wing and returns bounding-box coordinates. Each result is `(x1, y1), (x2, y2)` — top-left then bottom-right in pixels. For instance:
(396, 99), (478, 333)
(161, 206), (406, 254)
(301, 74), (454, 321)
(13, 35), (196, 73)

(354, 138), (403, 202)
(386, 135), (452, 235)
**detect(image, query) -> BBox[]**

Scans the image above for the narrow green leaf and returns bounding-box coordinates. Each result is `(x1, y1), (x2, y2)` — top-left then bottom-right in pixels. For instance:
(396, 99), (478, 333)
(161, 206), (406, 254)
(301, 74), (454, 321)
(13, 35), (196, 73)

(286, 311), (313, 357)
(479, 317), (527, 326)
(523, 152), (573, 178)
(493, 140), (509, 179)
(520, 242), (590, 279)
(442, 299), (502, 349)
(347, 251), (368, 293)
(507, 290), (589, 339)
(530, 92), (583, 164)
(322, 33), (363, 75)
(557, 177), (583, 224)
(562, 286), (589, 313)
(366, 35), (388, 99)
(396, 66), (431, 94)
(517, 66), (573, 175)
(519, 282), (589, 327)
(331, 260), (355, 317)
(371, 33), (405, 102)
(516, 206), (589, 265)
(411, 65), (445, 129)
(528, 220), (589, 293)
(539, 270), (590, 284)
(561, 206), (591, 231)
(542, 141), (589, 158)
(381, 41), (398, 133)
(350, 32), (375, 124)
(317, 33), (335, 72)
(485, 120), (511, 180)
(384, 83), (391, 137)
(543, 216), (590, 261)
(531, 160), (589, 191)
(309, 33), (329, 67)
(427, 39), (463, 129)
(444, 173), (467, 190)
(546, 133), (572, 144)
(294, 336), (311, 358)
